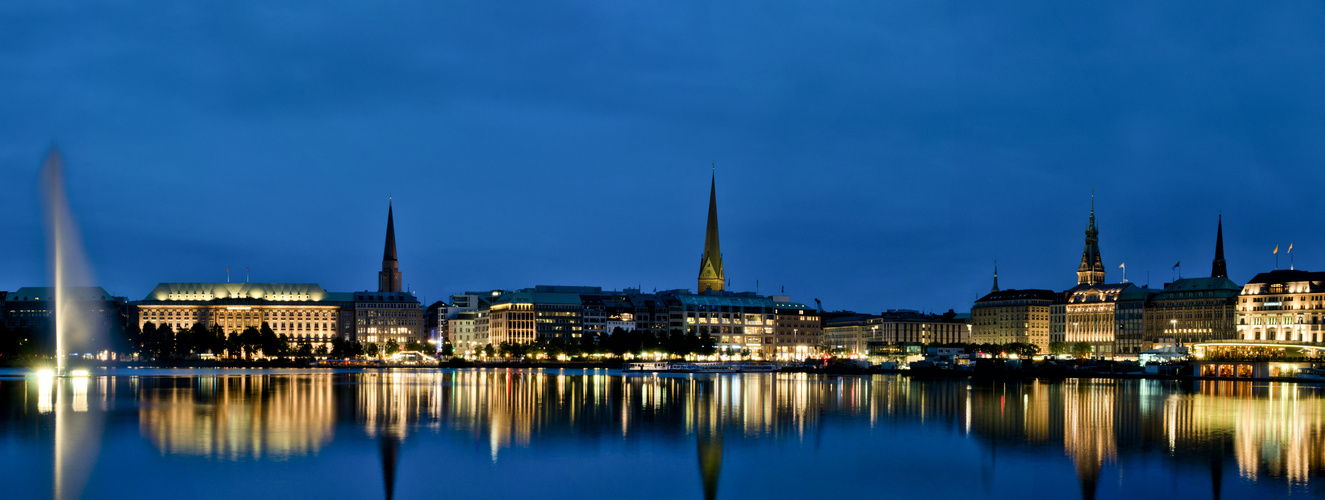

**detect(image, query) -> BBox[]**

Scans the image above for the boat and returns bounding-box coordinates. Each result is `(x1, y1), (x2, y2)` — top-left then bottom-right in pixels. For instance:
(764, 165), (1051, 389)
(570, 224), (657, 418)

(670, 362), (742, 373)
(1297, 368), (1325, 381)
(622, 361), (671, 372)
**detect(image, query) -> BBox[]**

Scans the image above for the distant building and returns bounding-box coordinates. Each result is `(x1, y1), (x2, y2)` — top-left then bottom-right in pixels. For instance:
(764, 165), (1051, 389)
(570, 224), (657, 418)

(355, 202), (423, 345)
(136, 283), (348, 350)
(1142, 277), (1238, 349)
(1236, 269), (1325, 344)
(1061, 283), (1142, 357)
(971, 287), (1056, 351)
(875, 309), (969, 345)
(133, 202), (423, 350)
(772, 298), (821, 359)
(488, 286), (593, 345)
(1141, 218), (1239, 349)
(2, 286), (127, 352)
(449, 310), (484, 355)
(822, 313), (879, 355)
(821, 309), (967, 357)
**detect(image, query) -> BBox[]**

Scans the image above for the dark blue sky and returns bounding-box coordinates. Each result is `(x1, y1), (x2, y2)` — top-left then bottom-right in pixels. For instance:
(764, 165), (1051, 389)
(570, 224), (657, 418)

(4, 1), (1325, 313)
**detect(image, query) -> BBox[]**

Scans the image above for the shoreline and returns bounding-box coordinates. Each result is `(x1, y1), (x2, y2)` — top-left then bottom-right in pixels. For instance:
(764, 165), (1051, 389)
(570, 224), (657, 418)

(4, 359), (1322, 384)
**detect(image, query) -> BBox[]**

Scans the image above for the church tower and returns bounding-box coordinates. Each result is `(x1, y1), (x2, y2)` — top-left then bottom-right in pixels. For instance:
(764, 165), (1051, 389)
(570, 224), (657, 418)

(378, 201), (402, 293)
(1211, 215), (1227, 278)
(991, 264), (1000, 293)
(1076, 194), (1106, 285)
(697, 174), (725, 293)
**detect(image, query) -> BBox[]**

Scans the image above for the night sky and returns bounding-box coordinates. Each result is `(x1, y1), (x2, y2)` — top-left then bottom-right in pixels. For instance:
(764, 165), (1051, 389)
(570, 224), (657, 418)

(4, 2), (1325, 313)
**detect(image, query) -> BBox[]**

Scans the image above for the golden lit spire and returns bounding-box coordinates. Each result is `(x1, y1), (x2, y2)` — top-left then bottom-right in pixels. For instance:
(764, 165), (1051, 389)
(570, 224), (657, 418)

(698, 169), (725, 293)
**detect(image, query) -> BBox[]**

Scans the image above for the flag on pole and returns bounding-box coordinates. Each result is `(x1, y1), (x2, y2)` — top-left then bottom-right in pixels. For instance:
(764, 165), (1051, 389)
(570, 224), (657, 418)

(1289, 243), (1293, 253)
(1118, 263), (1125, 269)
(1274, 245), (1279, 254)
(1172, 262), (1180, 270)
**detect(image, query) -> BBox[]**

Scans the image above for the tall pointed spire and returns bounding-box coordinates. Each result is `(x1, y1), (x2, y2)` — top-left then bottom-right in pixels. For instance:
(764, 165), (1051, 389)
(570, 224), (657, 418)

(991, 263), (1000, 293)
(698, 170), (725, 293)
(1211, 215), (1227, 278)
(1076, 191), (1105, 285)
(378, 200), (402, 293)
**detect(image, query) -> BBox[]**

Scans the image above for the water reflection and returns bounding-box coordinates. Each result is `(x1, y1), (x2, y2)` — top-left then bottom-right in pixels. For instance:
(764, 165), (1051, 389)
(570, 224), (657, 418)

(137, 375), (335, 459)
(6, 370), (1325, 499)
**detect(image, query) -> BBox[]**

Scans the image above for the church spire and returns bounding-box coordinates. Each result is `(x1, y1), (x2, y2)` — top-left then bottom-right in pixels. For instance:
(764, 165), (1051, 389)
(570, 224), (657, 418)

(991, 263), (1000, 293)
(1076, 191), (1105, 285)
(1211, 215), (1227, 278)
(698, 170), (725, 293)
(379, 200), (402, 293)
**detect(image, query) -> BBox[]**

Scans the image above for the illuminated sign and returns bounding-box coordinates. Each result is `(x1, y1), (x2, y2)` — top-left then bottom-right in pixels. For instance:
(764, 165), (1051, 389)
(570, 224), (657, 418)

(227, 306), (252, 311)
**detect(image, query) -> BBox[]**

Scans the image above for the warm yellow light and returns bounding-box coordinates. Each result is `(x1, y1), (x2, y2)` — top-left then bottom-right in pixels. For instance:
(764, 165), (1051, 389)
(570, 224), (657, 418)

(36, 368), (55, 379)
(71, 369), (90, 377)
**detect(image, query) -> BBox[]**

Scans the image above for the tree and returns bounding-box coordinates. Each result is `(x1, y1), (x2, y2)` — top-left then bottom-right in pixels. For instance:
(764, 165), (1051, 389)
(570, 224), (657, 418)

(296, 342), (313, 359)
(1048, 341), (1067, 356)
(257, 323), (282, 359)
(314, 343), (329, 356)
(1071, 342), (1093, 359)
(482, 344), (495, 357)
(239, 327), (261, 359)
(364, 342), (380, 358)
(697, 331), (716, 356)
(154, 323), (175, 360)
(384, 339), (401, 357)
(139, 322), (158, 358)
(440, 342), (454, 357)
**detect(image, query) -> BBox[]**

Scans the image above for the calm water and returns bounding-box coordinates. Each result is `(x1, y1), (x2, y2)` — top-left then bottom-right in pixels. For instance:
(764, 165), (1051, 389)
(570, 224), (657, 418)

(1, 369), (1323, 500)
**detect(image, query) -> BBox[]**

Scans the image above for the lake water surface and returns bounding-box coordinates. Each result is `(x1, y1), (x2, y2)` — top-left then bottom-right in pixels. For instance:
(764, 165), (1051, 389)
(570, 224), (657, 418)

(1, 368), (1322, 499)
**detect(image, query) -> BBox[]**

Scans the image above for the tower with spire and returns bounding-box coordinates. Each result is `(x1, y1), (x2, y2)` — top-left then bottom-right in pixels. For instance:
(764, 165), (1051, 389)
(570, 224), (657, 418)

(1076, 193), (1106, 285)
(378, 201), (402, 293)
(991, 264), (1000, 293)
(1211, 215), (1227, 278)
(697, 173), (725, 293)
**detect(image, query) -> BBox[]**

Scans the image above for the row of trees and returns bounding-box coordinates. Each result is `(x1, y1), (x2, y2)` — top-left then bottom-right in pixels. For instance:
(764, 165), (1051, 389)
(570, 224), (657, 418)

(475, 328), (719, 359)
(129, 322), (433, 361)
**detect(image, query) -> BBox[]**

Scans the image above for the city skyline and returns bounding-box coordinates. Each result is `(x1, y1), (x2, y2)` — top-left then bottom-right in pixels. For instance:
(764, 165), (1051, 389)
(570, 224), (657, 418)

(5, 2), (1325, 313)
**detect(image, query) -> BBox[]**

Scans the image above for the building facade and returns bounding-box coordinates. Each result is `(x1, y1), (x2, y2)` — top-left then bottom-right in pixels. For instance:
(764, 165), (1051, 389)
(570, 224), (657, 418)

(1141, 216), (1240, 350)
(135, 283), (346, 349)
(1061, 283), (1141, 358)
(1236, 269), (1325, 344)
(971, 289), (1056, 350)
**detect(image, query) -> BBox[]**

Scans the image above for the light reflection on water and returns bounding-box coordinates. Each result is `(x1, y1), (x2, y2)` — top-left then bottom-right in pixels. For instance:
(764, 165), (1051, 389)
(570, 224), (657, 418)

(2, 369), (1324, 499)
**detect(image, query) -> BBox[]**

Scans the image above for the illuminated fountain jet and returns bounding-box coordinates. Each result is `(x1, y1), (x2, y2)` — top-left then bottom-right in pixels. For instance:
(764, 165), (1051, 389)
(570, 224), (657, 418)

(40, 147), (102, 373)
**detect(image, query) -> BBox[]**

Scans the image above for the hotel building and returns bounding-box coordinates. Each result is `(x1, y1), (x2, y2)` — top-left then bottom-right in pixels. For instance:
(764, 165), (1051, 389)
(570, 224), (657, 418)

(133, 202), (423, 349)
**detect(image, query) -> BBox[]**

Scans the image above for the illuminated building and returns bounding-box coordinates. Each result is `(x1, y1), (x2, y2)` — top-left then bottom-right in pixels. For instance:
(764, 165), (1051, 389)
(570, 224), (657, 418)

(354, 202), (422, 345)
(697, 173), (725, 293)
(822, 310), (967, 356)
(1142, 217), (1240, 350)
(675, 291), (777, 357)
(971, 278), (1055, 350)
(1236, 269), (1325, 343)
(449, 310), (483, 356)
(135, 283), (348, 349)
(2, 286), (125, 336)
(1061, 282), (1142, 357)
(821, 314), (879, 355)
(134, 203), (423, 349)
(488, 286), (591, 344)
(772, 299), (821, 359)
